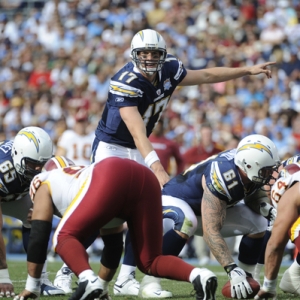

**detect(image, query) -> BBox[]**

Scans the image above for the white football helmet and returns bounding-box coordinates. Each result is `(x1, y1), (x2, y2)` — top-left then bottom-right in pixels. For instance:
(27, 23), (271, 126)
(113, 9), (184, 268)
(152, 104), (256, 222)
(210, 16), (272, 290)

(12, 126), (53, 181)
(43, 155), (75, 172)
(130, 29), (167, 75)
(234, 134), (280, 186)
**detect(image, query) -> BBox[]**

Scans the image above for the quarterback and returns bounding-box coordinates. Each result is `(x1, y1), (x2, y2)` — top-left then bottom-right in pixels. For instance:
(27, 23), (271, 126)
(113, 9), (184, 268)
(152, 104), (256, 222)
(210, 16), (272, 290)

(91, 28), (276, 297)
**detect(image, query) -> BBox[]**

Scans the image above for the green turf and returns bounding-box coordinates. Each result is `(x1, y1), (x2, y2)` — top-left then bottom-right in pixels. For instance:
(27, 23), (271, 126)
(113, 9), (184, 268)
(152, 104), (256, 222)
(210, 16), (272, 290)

(8, 260), (300, 299)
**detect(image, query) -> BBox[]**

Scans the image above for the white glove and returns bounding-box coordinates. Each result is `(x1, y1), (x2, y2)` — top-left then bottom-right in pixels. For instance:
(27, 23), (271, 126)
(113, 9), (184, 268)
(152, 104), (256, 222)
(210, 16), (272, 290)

(228, 267), (253, 299)
(260, 202), (277, 231)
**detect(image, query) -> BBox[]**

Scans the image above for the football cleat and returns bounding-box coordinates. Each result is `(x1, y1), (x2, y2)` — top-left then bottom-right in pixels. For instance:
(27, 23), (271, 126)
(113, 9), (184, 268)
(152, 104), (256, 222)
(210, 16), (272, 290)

(54, 266), (74, 294)
(279, 261), (300, 295)
(41, 272), (66, 296)
(192, 268), (217, 300)
(99, 288), (111, 300)
(114, 271), (140, 296)
(138, 275), (172, 298)
(69, 275), (102, 300)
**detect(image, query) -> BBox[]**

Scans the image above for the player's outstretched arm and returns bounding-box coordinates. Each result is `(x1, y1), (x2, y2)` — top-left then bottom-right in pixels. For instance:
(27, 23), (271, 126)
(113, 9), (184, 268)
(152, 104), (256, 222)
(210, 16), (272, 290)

(0, 204), (15, 297)
(180, 62), (276, 86)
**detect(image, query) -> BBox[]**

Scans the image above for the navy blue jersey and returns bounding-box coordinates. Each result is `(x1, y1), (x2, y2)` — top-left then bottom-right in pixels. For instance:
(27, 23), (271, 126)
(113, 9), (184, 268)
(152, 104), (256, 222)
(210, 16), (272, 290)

(162, 149), (262, 216)
(0, 140), (28, 202)
(95, 54), (187, 148)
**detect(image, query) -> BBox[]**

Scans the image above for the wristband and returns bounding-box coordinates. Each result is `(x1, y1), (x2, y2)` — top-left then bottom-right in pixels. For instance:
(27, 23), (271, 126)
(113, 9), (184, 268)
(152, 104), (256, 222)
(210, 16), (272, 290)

(224, 263), (238, 274)
(145, 151), (160, 168)
(262, 276), (277, 292)
(0, 268), (12, 284)
(25, 274), (41, 295)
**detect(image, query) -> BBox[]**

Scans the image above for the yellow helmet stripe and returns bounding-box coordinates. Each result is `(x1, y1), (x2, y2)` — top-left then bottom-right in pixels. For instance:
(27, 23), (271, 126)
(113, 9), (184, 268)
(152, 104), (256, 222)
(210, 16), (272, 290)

(18, 130), (39, 152)
(237, 143), (272, 158)
(54, 156), (68, 168)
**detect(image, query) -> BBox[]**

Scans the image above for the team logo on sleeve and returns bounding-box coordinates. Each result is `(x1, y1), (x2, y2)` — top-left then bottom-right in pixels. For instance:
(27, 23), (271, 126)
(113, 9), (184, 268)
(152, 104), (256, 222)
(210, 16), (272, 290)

(163, 79), (172, 91)
(210, 162), (229, 198)
(110, 81), (143, 98)
(237, 143), (273, 158)
(18, 130), (39, 152)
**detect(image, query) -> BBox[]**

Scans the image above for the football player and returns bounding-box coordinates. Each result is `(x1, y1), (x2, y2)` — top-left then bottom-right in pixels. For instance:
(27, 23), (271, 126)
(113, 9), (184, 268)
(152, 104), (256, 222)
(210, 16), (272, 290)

(255, 161), (300, 299)
(0, 127), (65, 297)
(252, 155), (300, 299)
(121, 134), (281, 299)
(91, 28), (276, 297)
(14, 157), (218, 300)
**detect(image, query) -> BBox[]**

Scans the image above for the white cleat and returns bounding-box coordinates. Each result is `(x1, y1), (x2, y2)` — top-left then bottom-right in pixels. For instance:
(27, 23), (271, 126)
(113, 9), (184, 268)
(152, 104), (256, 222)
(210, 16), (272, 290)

(54, 266), (74, 294)
(192, 268), (217, 300)
(279, 261), (300, 295)
(138, 275), (172, 298)
(114, 271), (140, 296)
(69, 274), (102, 300)
(41, 272), (66, 296)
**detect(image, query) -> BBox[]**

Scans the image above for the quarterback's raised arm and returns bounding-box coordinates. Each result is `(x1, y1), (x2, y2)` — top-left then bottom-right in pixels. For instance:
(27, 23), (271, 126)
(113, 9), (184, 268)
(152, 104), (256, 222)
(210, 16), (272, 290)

(180, 62), (276, 86)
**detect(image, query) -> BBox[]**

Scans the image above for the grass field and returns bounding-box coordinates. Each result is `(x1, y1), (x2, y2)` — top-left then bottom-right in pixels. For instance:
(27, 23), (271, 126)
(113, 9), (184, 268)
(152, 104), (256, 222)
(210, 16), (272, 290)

(8, 259), (300, 300)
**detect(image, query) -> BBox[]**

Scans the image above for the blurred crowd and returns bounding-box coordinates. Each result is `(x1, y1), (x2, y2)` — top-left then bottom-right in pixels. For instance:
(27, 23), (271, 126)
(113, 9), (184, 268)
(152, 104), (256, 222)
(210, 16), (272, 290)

(0, 0), (300, 159)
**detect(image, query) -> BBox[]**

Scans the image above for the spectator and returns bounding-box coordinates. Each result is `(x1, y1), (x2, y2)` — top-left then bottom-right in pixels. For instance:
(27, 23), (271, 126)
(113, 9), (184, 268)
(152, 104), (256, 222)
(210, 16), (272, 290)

(149, 119), (184, 177)
(183, 122), (224, 168)
(56, 108), (94, 166)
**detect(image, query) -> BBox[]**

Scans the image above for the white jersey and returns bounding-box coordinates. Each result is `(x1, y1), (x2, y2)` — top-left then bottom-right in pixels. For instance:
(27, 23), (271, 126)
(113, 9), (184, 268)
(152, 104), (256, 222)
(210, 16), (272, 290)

(271, 170), (300, 208)
(57, 130), (94, 165)
(34, 164), (124, 228)
(38, 165), (91, 218)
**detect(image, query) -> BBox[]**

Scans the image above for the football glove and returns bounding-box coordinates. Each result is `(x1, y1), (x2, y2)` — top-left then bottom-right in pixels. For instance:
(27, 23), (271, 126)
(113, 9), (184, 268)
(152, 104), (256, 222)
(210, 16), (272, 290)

(228, 267), (253, 299)
(259, 202), (277, 231)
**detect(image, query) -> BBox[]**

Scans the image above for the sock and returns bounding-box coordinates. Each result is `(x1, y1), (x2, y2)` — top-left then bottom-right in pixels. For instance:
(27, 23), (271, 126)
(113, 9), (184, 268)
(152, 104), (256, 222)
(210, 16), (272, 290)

(117, 264), (137, 279)
(189, 268), (199, 283)
(162, 229), (188, 256)
(238, 261), (256, 274)
(79, 270), (94, 280)
(98, 276), (109, 291)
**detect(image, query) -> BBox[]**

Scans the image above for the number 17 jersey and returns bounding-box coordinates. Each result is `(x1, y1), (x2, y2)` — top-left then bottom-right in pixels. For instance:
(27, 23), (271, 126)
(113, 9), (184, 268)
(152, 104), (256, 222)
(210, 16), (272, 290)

(95, 54), (187, 149)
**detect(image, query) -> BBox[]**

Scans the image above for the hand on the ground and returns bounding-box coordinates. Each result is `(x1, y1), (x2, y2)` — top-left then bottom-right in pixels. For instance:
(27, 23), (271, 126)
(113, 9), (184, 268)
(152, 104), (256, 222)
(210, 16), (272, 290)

(0, 283), (15, 298)
(254, 289), (277, 300)
(13, 290), (39, 300)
